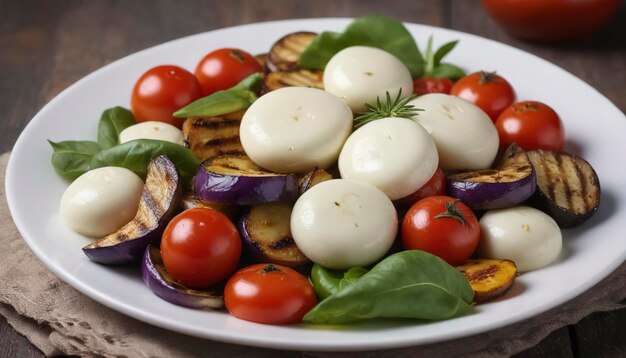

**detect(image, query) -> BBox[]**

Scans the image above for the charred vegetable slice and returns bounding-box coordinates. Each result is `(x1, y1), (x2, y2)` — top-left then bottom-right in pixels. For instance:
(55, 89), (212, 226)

(262, 70), (324, 93)
(266, 31), (318, 72)
(83, 155), (183, 265)
(181, 193), (240, 221)
(182, 110), (245, 162)
(239, 202), (309, 267)
(456, 259), (517, 303)
(447, 144), (536, 210)
(527, 149), (600, 227)
(297, 167), (333, 195)
(194, 154), (299, 205)
(141, 245), (224, 309)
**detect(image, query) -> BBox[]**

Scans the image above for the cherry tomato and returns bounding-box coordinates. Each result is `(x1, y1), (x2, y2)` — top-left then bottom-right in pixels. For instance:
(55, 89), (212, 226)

(396, 168), (446, 206)
(131, 65), (203, 128)
(495, 101), (565, 151)
(224, 264), (317, 325)
(482, 0), (620, 42)
(450, 71), (516, 122)
(413, 77), (453, 96)
(161, 208), (241, 289)
(401, 196), (479, 265)
(195, 48), (262, 95)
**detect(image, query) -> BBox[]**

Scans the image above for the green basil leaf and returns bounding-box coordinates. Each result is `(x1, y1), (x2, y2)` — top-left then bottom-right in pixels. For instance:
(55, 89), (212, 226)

(90, 139), (199, 183)
(300, 15), (425, 78)
(338, 267), (368, 291)
(432, 63), (466, 80)
(48, 140), (102, 181)
(303, 251), (474, 324)
(173, 73), (262, 118)
(433, 40), (459, 67)
(97, 106), (136, 149)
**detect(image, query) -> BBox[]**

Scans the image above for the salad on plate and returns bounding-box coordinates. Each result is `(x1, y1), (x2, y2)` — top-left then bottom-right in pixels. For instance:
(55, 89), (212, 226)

(48, 15), (601, 327)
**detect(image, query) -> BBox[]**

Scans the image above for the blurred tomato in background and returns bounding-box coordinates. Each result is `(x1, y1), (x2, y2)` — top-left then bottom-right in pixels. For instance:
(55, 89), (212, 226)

(482, 0), (620, 42)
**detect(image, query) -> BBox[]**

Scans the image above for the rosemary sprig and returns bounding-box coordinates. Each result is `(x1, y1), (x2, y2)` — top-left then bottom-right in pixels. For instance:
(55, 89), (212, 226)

(353, 89), (423, 129)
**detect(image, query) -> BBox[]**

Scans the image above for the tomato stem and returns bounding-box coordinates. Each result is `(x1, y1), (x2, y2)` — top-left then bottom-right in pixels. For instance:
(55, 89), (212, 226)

(229, 49), (245, 63)
(261, 264), (282, 274)
(478, 71), (496, 84)
(434, 199), (468, 226)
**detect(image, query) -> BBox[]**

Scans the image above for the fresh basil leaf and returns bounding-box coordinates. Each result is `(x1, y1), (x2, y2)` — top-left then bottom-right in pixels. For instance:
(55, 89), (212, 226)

(90, 139), (199, 183)
(432, 63), (466, 80)
(300, 15), (425, 78)
(173, 73), (262, 118)
(433, 40), (459, 67)
(97, 106), (136, 149)
(338, 267), (368, 291)
(232, 72), (263, 92)
(303, 251), (474, 324)
(48, 140), (102, 181)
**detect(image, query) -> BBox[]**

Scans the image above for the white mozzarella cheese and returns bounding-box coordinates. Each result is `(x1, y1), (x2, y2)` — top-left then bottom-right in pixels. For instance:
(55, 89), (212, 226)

(408, 93), (499, 170)
(478, 206), (562, 272)
(60, 167), (144, 238)
(338, 117), (438, 200)
(290, 179), (398, 269)
(119, 121), (184, 145)
(239, 87), (353, 173)
(323, 46), (413, 113)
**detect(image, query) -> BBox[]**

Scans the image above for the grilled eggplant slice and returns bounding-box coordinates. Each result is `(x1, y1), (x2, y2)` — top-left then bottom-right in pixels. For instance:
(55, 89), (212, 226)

(297, 167), (333, 195)
(181, 193), (240, 221)
(239, 202), (309, 267)
(527, 149), (600, 228)
(456, 259), (517, 303)
(262, 70), (324, 93)
(141, 245), (224, 309)
(447, 144), (536, 210)
(255, 53), (267, 71)
(266, 31), (317, 72)
(182, 110), (245, 162)
(83, 156), (183, 265)
(194, 154), (299, 205)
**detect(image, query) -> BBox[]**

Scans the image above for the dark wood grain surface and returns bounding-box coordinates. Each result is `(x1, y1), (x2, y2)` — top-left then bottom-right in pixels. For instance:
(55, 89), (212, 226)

(1, 0), (624, 357)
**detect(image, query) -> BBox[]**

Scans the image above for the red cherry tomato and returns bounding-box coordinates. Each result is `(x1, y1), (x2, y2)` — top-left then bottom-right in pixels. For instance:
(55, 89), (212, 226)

(413, 77), (453, 96)
(396, 168), (447, 206)
(495, 101), (565, 151)
(482, 0), (620, 42)
(401, 196), (479, 265)
(224, 264), (317, 325)
(161, 208), (241, 289)
(450, 71), (516, 122)
(195, 48), (262, 96)
(131, 65), (203, 128)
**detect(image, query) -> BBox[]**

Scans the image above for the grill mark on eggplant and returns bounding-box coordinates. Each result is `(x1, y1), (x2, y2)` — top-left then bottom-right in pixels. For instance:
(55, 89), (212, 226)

(556, 153), (575, 211)
(574, 158), (590, 210)
(191, 118), (240, 129)
(204, 136), (241, 147)
(268, 236), (297, 250)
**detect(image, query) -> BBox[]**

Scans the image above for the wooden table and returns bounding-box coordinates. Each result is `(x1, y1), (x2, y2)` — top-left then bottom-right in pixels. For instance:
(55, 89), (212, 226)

(1, 0), (624, 356)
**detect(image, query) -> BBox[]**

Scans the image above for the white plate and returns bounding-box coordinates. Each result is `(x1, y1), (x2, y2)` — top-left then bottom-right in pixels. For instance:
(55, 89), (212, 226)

(6, 18), (626, 351)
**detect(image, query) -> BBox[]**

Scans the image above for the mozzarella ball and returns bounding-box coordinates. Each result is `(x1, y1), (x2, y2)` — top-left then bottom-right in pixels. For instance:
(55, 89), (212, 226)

(409, 94), (499, 170)
(324, 46), (413, 113)
(240, 87), (353, 173)
(60, 167), (144, 237)
(119, 121), (184, 145)
(291, 179), (397, 269)
(478, 206), (562, 272)
(338, 118), (438, 200)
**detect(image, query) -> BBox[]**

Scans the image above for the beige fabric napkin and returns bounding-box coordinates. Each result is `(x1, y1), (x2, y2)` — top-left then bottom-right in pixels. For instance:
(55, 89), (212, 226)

(1, 151), (625, 357)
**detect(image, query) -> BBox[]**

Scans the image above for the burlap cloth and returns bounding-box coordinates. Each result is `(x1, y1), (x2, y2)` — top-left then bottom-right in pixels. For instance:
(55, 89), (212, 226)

(1, 152), (624, 357)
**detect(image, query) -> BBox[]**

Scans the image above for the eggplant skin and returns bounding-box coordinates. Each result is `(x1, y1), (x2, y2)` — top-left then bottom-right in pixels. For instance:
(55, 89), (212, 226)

(82, 155), (182, 265)
(141, 245), (224, 309)
(447, 172), (536, 210)
(194, 155), (299, 205)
